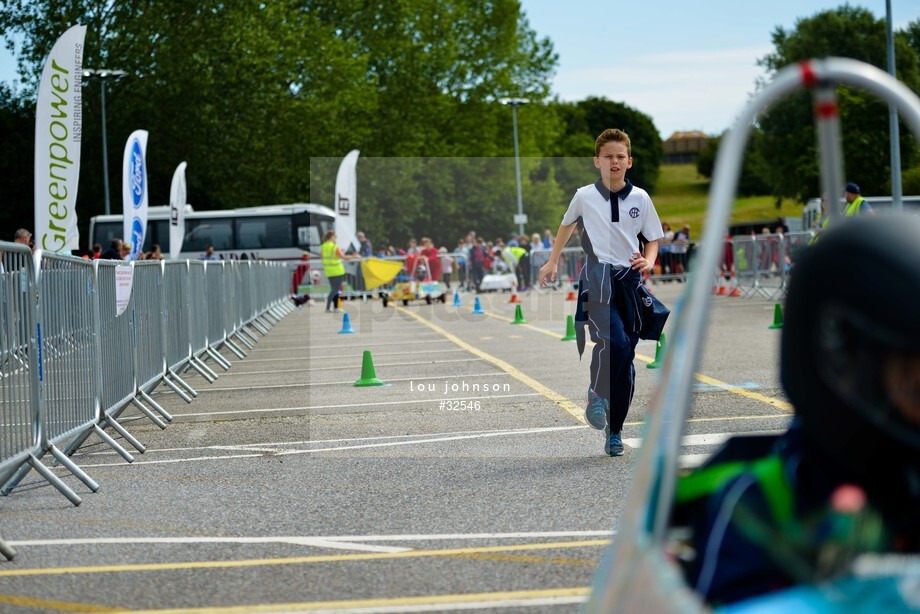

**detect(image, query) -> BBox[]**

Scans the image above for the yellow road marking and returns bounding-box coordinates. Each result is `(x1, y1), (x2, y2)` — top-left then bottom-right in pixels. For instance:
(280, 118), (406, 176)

(124, 586), (591, 614)
(441, 552), (594, 566)
(467, 304), (793, 413)
(0, 594), (121, 612)
(690, 373), (792, 411)
(0, 539), (609, 577)
(397, 307), (587, 424)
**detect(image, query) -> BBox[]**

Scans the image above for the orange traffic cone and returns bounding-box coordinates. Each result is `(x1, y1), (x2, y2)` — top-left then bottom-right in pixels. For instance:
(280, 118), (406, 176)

(509, 293), (520, 304)
(566, 291), (577, 301)
(728, 269), (742, 297)
(717, 275), (729, 295)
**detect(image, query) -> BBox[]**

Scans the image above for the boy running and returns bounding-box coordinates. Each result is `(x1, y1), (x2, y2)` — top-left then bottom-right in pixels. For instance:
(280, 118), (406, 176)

(539, 129), (664, 456)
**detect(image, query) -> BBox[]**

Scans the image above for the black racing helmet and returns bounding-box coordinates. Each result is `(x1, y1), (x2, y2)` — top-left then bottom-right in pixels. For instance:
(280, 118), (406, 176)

(781, 215), (920, 486)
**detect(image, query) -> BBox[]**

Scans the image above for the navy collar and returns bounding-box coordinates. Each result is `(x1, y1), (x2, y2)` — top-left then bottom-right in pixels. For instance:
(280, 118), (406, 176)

(594, 178), (633, 201)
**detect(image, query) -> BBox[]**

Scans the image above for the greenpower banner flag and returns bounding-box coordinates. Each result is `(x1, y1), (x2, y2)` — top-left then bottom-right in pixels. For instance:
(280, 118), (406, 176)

(34, 24), (86, 253)
(122, 129), (149, 261)
(168, 161), (187, 260)
(334, 149), (360, 251)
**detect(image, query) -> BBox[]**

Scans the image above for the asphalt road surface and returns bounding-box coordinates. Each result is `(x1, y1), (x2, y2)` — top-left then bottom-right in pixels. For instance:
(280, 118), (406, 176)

(0, 281), (793, 613)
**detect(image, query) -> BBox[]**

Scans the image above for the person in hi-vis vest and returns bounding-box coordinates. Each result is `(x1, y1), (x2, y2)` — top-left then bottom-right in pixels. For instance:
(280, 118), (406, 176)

(321, 230), (359, 313)
(843, 182), (873, 217)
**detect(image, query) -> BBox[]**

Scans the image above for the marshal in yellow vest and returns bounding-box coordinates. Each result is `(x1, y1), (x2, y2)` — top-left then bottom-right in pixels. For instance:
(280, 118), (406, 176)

(321, 241), (345, 277)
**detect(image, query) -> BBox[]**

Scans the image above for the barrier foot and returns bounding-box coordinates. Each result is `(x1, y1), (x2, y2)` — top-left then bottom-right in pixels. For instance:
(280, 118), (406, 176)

(139, 388), (173, 422)
(223, 338), (247, 359)
(250, 319), (271, 336)
(0, 535), (16, 561)
(48, 445), (98, 493)
(168, 368), (198, 398)
(85, 424), (134, 463)
(240, 320), (268, 343)
(8, 454), (81, 505)
(189, 355), (218, 383)
(95, 416), (147, 463)
(58, 428), (93, 461)
(275, 302), (292, 316)
(206, 346), (232, 371)
(131, 397), (168, 429)
(162, 373), (194, 403)
(262, 310), (281, 325)
(0, 459), (31, 496)
(235, 330), (256, 349)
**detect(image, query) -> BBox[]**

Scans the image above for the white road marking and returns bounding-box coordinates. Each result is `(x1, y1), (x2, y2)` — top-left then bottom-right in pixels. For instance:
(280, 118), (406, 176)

(8, 530), (614, 549)
(621, 431), (783, 449)
(188, 372), (510, 392)
(226, 358), (484, 375)
(678, 454), (711, 468)
(6, 536), (410, 553)
(223, 349), (471, 365)
(266, 339), (451, 351)
(162, 393), (543, 418)
(274, 426), (585, 456)
(78, 427), (568, 457)
(310, 595), (588, 612)
(75, 425), (586, 468)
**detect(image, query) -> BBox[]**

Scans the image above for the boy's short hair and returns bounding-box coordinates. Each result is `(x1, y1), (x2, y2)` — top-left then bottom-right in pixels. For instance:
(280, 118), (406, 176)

(595, 129), (631, 157)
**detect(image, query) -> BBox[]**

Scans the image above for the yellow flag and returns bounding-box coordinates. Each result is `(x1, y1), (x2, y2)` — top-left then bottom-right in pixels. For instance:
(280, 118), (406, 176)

(360, 258), (403, 290)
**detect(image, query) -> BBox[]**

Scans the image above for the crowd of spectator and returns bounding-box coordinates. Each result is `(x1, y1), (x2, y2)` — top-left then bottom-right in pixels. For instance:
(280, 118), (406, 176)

(94, 238), (166, 261)
(359, 228), (571, 293)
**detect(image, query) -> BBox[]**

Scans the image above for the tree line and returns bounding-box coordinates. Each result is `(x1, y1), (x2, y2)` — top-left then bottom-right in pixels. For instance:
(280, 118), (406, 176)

(1, 3), (919, 250)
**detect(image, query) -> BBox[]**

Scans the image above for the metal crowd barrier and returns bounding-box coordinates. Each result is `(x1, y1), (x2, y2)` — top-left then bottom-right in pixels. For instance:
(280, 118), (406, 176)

(0, 247), (42, 500)
(712, 231), (815, 300)
(2, 253), (99, 505)
(0, 250), (290, 511)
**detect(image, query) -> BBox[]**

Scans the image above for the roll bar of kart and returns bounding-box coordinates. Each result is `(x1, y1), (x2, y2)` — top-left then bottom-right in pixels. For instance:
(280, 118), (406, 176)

(585, 58), (920, 612)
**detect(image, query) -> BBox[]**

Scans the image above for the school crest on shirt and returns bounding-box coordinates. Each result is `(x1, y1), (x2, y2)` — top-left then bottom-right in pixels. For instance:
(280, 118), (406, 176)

(629, 207), (640, 219)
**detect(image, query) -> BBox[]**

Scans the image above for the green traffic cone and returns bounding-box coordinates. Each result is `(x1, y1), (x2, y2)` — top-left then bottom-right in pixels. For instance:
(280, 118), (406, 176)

(769, 303), (783, 329)
(511, 304), (526, 324)
(647, 333), (666, 369)
(560, 315), (576, 341)
(354, 350), (385, 386)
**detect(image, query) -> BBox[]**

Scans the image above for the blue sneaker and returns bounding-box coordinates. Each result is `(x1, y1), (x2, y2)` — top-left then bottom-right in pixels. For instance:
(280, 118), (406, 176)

(584, 388), (608, 430)
(605, 432), (624, 457)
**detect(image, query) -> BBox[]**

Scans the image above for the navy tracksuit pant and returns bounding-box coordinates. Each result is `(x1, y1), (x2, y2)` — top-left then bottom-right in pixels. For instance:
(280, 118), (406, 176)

(586, 300), (639, 434)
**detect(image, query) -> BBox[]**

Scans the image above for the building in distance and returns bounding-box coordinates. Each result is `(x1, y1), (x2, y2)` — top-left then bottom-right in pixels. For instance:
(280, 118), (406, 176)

(662, 130), (711, 164)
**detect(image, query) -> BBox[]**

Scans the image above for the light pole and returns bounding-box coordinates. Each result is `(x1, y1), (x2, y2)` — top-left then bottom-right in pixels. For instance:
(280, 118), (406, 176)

(499, 97), (530, 236)
(82, 68), (128, 216)
(886, 0), (902, 211)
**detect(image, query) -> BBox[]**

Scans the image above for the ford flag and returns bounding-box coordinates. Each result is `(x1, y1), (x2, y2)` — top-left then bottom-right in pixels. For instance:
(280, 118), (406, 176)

(122, 130), (149, 261)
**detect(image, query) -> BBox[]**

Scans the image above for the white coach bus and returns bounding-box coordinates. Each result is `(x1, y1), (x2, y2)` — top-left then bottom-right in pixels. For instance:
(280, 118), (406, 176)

(88, 203), (335, 260)
(802, 194), (920, 230)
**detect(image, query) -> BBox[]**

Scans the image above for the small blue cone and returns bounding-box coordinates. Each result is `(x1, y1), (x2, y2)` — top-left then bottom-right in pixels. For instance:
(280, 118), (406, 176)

(339, 312), (356, 334)
(453, 291), (461, 306)
(472, 297), (484, 314)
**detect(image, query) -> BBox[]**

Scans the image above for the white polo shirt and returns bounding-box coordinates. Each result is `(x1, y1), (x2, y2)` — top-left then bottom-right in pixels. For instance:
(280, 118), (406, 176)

(562, 179), (664, 268)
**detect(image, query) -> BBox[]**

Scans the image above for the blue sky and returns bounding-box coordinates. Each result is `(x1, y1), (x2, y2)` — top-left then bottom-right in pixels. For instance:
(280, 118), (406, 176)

(2, 2), (919, 138)
(521, 0), (920, 137)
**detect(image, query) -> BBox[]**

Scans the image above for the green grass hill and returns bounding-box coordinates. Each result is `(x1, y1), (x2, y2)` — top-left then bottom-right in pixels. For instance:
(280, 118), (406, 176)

(654, 164), (803, 235)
